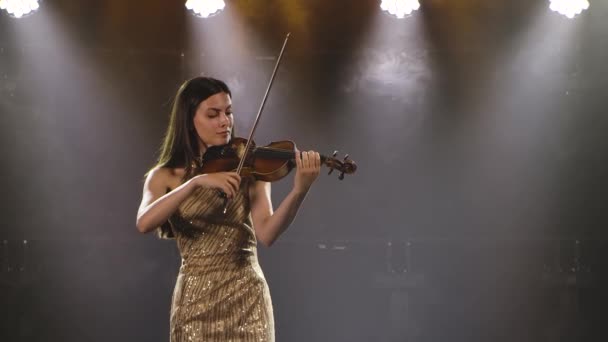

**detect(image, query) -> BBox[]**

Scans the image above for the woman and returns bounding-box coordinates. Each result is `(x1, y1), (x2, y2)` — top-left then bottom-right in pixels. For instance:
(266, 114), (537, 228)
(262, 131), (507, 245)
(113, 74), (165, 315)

(136, 77), (321, 341)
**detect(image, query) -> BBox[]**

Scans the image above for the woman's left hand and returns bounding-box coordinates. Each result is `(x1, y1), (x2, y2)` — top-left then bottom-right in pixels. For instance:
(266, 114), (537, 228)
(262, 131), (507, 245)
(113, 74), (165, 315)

(293, 149), (321, 194)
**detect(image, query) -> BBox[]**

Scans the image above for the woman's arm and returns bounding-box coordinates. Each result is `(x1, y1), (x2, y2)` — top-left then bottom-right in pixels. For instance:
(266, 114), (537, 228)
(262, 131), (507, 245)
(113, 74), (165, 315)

(250, 151), (321, 246)
(136, 168), (241, 234)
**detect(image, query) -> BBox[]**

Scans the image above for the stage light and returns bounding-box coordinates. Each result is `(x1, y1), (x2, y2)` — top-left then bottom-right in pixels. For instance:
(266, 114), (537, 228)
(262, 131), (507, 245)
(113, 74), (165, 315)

(380, 0), (420, 19)
(0, 0), (40, 18)
(185, 0), (225, 18)
(549, 0), (589, 18)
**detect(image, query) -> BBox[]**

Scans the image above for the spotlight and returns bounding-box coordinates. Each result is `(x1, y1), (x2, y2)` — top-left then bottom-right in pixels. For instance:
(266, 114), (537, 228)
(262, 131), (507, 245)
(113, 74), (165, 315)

(185, 0), (225, 18)
(0, 0), (40, 18)
(549, 0), (589, 18)
(380, 0), (420, 19)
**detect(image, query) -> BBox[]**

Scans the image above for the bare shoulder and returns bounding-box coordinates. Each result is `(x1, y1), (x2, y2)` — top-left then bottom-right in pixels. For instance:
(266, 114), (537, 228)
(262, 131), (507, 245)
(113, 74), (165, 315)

(145, 166), (184, 192)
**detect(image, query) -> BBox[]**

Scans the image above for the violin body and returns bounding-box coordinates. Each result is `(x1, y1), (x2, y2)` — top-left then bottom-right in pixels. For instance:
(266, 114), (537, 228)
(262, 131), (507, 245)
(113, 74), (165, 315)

(200, 137), (295, 182)
(199, 137), (356, 182)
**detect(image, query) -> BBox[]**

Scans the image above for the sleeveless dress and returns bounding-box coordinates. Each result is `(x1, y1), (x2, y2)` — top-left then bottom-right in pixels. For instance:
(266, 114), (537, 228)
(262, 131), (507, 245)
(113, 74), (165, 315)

(168, 179), (275, 341)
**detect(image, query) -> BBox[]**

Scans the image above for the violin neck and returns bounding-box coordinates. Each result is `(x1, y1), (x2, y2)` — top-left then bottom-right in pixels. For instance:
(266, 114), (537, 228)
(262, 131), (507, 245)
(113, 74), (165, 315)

(254, 147), (329, 165)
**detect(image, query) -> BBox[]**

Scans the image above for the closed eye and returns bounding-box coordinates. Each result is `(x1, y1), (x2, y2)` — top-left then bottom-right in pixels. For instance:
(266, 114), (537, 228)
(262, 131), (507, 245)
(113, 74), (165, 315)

(207, 107), (233, 116)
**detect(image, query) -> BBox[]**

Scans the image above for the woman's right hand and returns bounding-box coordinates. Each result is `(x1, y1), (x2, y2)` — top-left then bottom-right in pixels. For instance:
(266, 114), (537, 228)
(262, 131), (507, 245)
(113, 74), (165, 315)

(192, 172), (241, 199)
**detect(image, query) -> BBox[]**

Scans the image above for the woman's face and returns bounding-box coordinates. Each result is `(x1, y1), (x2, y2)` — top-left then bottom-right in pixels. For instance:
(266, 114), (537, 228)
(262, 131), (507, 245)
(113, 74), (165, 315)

(193, 91), (233, 152)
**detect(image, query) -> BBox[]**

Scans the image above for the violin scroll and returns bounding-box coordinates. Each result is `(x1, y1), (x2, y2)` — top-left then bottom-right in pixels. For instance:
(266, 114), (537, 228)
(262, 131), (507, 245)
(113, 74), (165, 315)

(324, 150), (357, 180)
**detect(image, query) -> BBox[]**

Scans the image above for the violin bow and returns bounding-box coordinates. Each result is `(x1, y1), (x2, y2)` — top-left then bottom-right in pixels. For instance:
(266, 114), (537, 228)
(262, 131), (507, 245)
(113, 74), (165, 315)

(235, 32), (291, 174)
(223, 33), (291, 214)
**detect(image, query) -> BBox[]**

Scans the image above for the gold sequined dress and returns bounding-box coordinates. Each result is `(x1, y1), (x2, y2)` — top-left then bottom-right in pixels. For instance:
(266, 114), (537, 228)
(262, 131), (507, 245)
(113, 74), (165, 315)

(168, 180), (274, 341)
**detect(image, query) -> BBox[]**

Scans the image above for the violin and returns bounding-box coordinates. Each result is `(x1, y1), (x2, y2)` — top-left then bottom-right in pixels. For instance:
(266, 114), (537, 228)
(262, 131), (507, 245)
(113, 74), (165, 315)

(198, 137), (357, 181)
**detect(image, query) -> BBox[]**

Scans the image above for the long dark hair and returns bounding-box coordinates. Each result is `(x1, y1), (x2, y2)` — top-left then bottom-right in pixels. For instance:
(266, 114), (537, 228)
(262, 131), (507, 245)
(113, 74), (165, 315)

(149, 76), (234, 238)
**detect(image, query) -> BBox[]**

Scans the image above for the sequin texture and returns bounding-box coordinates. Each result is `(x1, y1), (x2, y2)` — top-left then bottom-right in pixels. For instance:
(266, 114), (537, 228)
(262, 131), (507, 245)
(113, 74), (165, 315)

(168, 180), (274, 341)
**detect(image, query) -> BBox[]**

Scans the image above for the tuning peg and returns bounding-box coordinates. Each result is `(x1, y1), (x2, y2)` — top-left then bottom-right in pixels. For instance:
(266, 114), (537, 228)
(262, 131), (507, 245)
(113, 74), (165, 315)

(339, 172), (345, 180)
(328, 168), (334, 175)
(332, 150), (338, 158)
(343, 154), (349, 161)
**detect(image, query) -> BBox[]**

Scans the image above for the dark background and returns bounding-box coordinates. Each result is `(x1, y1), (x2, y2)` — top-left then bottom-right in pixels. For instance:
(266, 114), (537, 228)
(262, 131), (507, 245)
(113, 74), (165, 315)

(1, 0), (607, 341)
